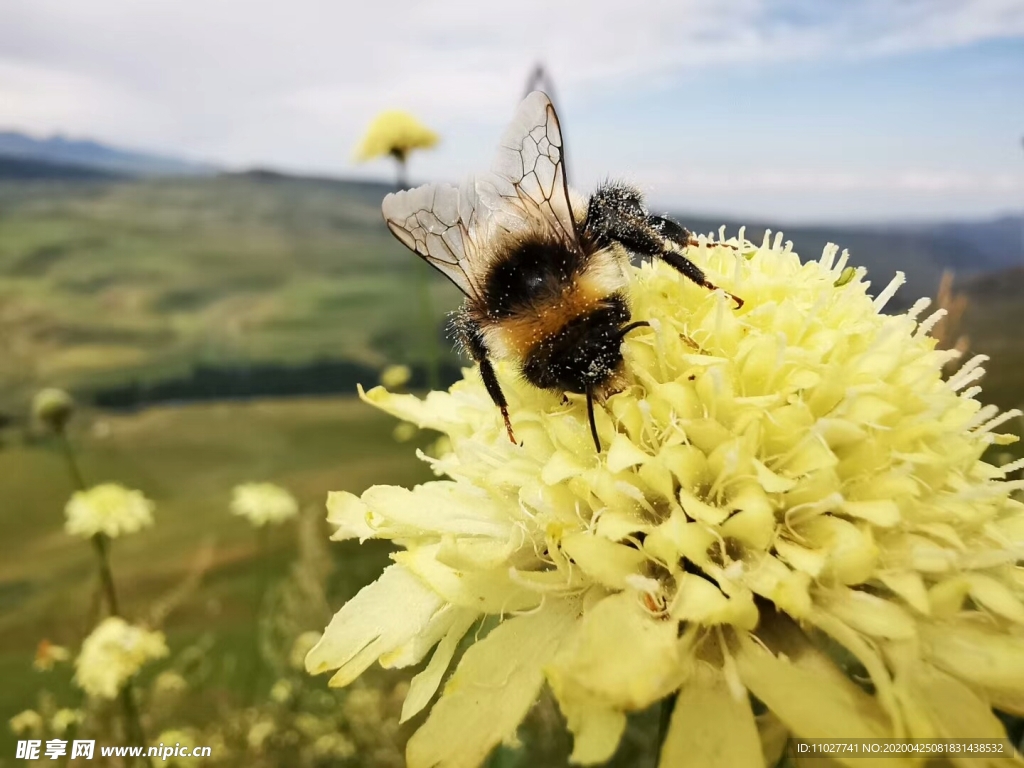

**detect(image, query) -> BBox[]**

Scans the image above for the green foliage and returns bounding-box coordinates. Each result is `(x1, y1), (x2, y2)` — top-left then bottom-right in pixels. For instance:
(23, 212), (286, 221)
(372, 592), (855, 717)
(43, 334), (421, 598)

(0, 396), (435, 762)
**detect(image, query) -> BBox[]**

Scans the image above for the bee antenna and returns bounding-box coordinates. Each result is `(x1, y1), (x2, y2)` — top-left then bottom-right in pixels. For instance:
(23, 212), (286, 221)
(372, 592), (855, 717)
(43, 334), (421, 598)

(618, 320), (651, 339)
(586, 388), (601, 453)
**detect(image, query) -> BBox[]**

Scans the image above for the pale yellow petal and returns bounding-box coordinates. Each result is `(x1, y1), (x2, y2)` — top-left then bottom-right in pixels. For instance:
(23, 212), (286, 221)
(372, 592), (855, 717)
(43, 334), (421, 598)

(306, 565), (445, 686)
(669, 573), (758, 630)
(659, 662), (763, 768)
(816, 587), (916, 639)
(406, 598), (579, 768)
(753, 458), (797, 492)
(325, 491), (375, 542)
(839, 499), (900, 527)
(757, 711), (790, 768)
(402, 609), (479, 723)
(877, 571), (930, 615)
(560, 532), (647, 591)
(381, 602), (466, 669)
(606, 433), (651, 472)
(545, 668), (627, 765)
(892, 654), (1017, 766)
(964, 573), (1024, 624)
(734, 632), (896, 757)
(362, 483), (513, 539)
(393, 546), (541, 613)
(920, 621), (1024, 694)
(549, 591), (682, 710)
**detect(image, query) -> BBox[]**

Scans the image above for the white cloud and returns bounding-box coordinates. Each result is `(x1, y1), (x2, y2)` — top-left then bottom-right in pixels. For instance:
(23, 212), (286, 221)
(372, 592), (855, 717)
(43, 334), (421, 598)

(0, 0), (1022, 218)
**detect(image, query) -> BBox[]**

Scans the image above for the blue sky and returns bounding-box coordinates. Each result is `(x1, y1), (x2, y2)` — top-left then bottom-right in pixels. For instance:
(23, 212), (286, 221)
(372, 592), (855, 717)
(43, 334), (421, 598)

(2, 0), (1022, 223)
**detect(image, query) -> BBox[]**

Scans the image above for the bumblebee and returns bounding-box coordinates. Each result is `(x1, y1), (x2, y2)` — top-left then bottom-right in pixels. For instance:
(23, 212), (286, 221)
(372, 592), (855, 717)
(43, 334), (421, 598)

(383, 91), (742, 451)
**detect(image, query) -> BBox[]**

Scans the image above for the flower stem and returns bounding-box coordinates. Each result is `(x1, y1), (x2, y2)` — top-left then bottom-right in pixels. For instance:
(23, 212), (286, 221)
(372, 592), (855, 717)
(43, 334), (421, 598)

(58, 430), (86, 491)
(91, 533), (121, 617)
(58, 426), (150, 767)
(248, 526), (271, 702)
(394, 163), (441, 391)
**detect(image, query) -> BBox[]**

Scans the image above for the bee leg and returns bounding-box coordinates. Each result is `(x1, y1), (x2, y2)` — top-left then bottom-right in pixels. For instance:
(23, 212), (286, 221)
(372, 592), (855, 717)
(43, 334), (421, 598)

(660, 250), (744, 309)
(651, 216), (737, 252)
(584, 184), (742, 308)
(586, 388), (601, 452)
(460, 319), (516, 444)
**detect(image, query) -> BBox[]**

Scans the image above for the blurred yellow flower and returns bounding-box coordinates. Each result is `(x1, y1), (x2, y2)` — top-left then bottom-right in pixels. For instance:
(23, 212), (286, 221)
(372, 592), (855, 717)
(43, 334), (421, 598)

(75, 617), (169, 699)
(308, 230), (1024, 768)
(152, 670), (188, 695)
(33, 639), (71, 671)
(270, 679), (293, 703)
(155, 730), (197, 766)
(354, 111), (439, 164)
(65, 483), (155, 539)
(247, 718), (276, 751)
(231, 483), (299, 527)
(50, 709), (83, 735)
(31, 387), (74, 432)
(380, 364), (412, 390)
(9, 709), (43, 737)
(311, 733), (356, 760)
(392, 422), (418, 443)
(290, 631), (322, 670)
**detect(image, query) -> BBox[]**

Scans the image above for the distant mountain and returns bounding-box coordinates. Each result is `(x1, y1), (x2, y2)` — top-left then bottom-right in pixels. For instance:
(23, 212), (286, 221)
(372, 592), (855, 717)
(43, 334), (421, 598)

(0, 130), (216, 177)
(679, 213), (1024, 308)
(0, 155), (125, 180)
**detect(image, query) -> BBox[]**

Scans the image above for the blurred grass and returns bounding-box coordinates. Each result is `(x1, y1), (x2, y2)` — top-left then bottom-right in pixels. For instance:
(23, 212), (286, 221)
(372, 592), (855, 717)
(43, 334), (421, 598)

(0, 394), (433, 754)
(0, 175), (462, 410)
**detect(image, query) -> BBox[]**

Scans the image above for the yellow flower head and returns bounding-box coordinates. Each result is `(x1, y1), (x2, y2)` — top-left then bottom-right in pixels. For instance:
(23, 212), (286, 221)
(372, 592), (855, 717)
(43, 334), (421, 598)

(31, 387), (74, 433)
(312, 733), (357, 760)
(354, 111), (439, 164)
(230, 483), (299, 527)
(9, 709), (43, 737)
(247, 719), (276, 751)
(269, 679), (293, 703)
(393, 422), (418, 443)
(152, 670), (188, 695)
(155, 730), (197, 766)
(65, 484), (155, 539)
(307, 232), (1024, 768)
(75, 617), (168, 699)
(380, 364), (412, 390)
(33, 639), (71, 671)
(50, 709), (84, 735)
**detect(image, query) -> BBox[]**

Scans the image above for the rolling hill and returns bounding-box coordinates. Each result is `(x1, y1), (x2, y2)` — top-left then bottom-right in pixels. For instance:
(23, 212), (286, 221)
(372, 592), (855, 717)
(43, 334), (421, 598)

(0, 169), (1020, 412)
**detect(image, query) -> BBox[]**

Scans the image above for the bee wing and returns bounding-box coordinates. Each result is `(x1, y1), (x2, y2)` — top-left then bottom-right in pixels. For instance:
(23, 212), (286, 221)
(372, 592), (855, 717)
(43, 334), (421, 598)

(382, 181), (492, 300)
(382, 92), (579, 300)
(483, 90), (578, 248)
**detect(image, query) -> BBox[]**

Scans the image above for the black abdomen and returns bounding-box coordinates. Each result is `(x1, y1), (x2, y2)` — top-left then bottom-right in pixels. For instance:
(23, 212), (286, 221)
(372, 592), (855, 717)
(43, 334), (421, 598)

(521, 293), (630, 394)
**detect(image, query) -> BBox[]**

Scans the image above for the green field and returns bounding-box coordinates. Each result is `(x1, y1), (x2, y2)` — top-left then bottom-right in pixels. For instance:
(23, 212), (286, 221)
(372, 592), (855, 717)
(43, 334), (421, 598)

(0, 175), (463, 411)
(3, 175), (1022, 415)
